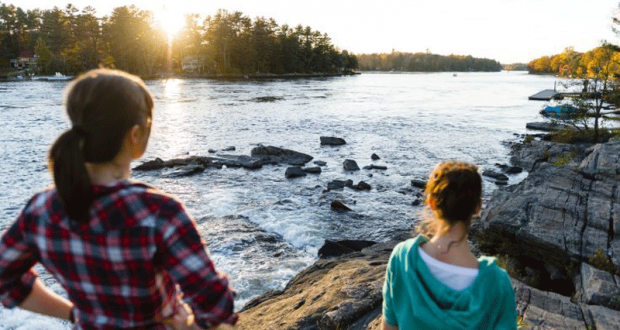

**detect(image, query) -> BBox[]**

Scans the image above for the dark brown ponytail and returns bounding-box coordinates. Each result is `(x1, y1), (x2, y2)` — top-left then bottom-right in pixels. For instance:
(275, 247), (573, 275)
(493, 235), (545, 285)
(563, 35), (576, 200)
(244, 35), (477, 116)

(48, 69), (153, 222)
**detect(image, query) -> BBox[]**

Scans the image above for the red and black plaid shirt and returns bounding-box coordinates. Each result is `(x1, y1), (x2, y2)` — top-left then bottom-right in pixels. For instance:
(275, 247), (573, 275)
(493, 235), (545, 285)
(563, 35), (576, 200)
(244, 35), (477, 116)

(0, 180), (237, 329)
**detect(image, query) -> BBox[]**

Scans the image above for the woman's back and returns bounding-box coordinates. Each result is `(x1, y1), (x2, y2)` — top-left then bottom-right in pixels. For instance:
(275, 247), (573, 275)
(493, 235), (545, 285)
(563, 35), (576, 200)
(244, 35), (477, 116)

(383, 236), (516, 330)
(2, 180), (236, 329)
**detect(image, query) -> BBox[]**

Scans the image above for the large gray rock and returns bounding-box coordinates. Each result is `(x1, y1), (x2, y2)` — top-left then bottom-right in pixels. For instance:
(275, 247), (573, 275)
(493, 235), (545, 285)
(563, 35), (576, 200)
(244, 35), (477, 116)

(574, 263), (620, 310)
(579, 140), (620, 178)
(251, 145), (314, 166)
(476, 141), (620, 271)
(510, 140), (590, 171)
(513, 279), (620, 329)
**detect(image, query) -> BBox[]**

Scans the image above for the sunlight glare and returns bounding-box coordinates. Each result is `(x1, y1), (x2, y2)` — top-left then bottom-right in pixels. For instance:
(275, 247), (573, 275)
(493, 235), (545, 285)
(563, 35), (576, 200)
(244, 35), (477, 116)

(157, 6), (184, 41)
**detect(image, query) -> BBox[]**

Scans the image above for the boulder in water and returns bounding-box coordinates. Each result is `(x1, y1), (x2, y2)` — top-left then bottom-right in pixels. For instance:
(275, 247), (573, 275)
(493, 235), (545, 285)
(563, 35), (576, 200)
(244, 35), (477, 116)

(371, 153), (380, 160)
(343, 159), (360, 171)
(251, 145), (313, 166)
(327, 180), (346, 190)
(302, 167), (322, 174)
(411, 179), (427, 189)
(330, 200), (352, 212)
(285, 166), (307, 178)
(320, 136), (346, 146)
(318, 240), (377, 258)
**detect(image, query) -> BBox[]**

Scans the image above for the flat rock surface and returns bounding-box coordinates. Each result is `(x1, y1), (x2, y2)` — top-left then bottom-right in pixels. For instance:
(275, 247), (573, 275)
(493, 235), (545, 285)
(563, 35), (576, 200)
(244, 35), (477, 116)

(237, 241), (398, 330)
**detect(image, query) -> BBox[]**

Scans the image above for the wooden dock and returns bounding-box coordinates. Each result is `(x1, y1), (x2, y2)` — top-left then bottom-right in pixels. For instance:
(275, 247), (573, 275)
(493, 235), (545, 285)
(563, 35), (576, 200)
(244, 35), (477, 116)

(528, 89), (558, 101)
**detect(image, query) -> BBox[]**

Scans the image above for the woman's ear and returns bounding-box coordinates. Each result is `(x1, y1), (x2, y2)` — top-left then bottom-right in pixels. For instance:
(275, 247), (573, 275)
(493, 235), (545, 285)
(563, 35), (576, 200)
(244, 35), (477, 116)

(128, 124), (146, 159)
(475, 200), (482, 214)
(428, 196), (437, 211)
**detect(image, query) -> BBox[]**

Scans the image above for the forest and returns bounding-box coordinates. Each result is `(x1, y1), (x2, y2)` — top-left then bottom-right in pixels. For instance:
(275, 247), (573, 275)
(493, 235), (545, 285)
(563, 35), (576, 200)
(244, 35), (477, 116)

(356, 52), (503, 72)
(0, 3), (359, 77)
(527, 46), (620, 78)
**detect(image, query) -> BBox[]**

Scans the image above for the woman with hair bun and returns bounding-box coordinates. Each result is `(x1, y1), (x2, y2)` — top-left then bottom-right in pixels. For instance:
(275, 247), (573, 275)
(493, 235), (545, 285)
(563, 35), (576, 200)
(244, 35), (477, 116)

(0, 69), (237, 329)
(381, 161), (517, 330)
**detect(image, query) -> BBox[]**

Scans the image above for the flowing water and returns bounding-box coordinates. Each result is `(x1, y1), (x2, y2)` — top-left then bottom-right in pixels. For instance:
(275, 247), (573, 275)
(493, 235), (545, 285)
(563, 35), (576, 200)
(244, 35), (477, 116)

(0, 71), (555, 328)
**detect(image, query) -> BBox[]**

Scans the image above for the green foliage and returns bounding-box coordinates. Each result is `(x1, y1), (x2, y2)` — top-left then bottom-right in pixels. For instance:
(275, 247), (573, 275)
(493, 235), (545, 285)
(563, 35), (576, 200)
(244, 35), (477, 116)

(589, 248), (617, 275)
(356, 52), (502, 72)
(552, 151), (578, 167)
(523, 135), (535, 143)
(0, 4), (357, 76)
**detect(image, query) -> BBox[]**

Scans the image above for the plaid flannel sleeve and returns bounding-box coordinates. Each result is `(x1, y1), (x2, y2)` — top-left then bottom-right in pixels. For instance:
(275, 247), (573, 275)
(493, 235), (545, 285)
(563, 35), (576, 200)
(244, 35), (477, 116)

(0, 210), (39, 308)
(158, 201), (238, 328)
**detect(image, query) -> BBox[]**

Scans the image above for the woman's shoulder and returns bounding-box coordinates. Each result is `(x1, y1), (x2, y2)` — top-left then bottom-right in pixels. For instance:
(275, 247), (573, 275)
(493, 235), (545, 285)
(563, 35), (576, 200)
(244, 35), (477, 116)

(19, 187), (58, 218)
(390, 235), (428, 262)
(477, 256), (514, 290)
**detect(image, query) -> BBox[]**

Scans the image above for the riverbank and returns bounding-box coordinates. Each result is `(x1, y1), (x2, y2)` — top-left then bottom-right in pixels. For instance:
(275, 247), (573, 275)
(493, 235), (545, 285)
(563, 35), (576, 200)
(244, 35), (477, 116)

(237, 137), (620, 329)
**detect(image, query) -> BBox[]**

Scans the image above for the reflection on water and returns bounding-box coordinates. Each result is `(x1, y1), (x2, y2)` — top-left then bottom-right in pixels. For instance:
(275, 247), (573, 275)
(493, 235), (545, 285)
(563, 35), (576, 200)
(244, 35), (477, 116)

(0, 72), (556, 327)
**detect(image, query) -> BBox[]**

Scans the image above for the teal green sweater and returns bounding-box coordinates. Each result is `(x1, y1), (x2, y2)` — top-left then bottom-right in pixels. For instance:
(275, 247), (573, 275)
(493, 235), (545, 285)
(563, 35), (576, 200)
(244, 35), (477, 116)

(382, 235), (517, 330)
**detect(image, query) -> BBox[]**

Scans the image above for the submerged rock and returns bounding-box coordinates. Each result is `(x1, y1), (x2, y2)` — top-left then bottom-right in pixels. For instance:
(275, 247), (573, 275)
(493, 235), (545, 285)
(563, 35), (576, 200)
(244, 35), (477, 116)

(481, 169), (509, 181)
(252, 96), (284, 102)
(133, 157), (166, 171)
(285, 166), (307, 178)
(320, 136), (346, 146)
(327, 180), (347, 191)
(314, 160), (327, 166)
(343, 159), (360, 171)
(363, 164), (387, 170)
(355, 181), (372, 191)
(251, 145), (313, 166)
(166, 164), (205, 177)
(302, 167), (322, 174)
(318, 240), (377, 258)
(410, 179), (427, 189)
(331, 200), (352, 212)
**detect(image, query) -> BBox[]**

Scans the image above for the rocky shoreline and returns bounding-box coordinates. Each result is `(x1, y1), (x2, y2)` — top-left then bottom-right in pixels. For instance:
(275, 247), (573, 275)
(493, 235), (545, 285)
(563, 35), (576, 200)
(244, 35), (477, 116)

(231, 138), (620, 330)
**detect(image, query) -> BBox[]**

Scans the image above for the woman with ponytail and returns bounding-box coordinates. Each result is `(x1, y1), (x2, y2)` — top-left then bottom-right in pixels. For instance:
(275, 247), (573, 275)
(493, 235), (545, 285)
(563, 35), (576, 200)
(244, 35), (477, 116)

(0, 69), (237, 329)
(381, 161), (517, 330)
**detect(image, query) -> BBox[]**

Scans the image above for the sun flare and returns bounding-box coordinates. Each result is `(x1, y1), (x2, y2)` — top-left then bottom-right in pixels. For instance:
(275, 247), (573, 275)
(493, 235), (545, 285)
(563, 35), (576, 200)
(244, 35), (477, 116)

(156, 7), (184, 41)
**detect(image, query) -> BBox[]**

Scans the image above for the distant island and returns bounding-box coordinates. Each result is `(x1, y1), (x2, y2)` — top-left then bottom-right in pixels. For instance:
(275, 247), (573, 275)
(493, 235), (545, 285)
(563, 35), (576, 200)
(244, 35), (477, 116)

(503, 63), (528, 71)
(0, 3), (358, 78)
(356, 51), (503, 72)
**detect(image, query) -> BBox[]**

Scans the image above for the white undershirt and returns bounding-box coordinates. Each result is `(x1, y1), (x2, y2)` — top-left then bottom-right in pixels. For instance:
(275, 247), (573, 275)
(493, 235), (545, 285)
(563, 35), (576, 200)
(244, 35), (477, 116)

(418, 247), (479, 292)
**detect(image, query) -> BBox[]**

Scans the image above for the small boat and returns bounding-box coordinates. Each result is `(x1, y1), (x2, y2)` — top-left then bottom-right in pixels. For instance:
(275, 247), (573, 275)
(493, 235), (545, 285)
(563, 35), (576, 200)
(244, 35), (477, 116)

(46, 72), (73, 81)
(453, 73), (457, 77)
(539, 104), (580, 118)
(31, 72), (73, 81)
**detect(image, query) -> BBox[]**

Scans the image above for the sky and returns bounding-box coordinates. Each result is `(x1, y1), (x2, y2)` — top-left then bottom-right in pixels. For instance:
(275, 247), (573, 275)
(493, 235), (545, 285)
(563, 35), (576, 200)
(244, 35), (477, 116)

(9, 0), (620, 63)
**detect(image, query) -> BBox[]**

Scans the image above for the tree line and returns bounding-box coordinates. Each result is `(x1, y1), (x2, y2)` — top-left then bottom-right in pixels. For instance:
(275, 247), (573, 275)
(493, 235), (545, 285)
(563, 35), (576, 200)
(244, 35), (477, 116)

(0, 2), (358, 76)
(356, 51), (503, 72)
(527, 46), (620, 78)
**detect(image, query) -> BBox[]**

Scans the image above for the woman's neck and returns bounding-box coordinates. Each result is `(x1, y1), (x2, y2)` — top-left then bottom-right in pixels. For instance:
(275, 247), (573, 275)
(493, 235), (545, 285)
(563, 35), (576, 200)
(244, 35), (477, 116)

(85, 153), (131, 186)
(422, 220), (478, 268)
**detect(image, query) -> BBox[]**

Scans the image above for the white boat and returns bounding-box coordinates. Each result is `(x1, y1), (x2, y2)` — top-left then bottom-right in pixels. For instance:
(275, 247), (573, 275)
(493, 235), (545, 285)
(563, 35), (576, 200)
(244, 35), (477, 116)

(46, 72), (73, 81)
(32, 72), (73, 81)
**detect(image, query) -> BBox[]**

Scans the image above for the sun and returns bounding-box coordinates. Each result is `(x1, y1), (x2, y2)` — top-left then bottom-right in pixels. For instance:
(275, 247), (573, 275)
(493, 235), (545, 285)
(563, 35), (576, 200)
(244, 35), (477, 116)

(157, 6), (184, 41)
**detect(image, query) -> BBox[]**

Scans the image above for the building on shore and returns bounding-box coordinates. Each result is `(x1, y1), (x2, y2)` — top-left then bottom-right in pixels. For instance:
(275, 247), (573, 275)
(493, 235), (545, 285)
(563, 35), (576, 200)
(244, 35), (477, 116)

(182, 55), (206, 73)
(10, 51), (38, 70)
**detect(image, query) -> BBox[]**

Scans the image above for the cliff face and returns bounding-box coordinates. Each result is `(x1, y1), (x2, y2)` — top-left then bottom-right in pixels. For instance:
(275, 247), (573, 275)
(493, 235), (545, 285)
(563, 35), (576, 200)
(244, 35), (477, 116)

(239, 139), (620, 330)
(475, 139), (620, 329)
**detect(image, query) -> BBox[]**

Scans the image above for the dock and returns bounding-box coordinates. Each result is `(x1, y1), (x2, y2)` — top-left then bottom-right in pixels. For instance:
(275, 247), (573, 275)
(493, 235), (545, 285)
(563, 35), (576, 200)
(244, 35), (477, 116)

(528, 89), (558, 101)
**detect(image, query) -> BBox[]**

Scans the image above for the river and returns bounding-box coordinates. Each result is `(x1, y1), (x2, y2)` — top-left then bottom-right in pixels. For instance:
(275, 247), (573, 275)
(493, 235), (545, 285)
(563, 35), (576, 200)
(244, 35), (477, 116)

(0, 71), (554, 328)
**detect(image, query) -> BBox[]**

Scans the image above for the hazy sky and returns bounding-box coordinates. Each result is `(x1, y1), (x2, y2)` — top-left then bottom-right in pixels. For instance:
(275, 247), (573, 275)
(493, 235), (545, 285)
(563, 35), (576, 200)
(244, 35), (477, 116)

(10, 0), (620, 63)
